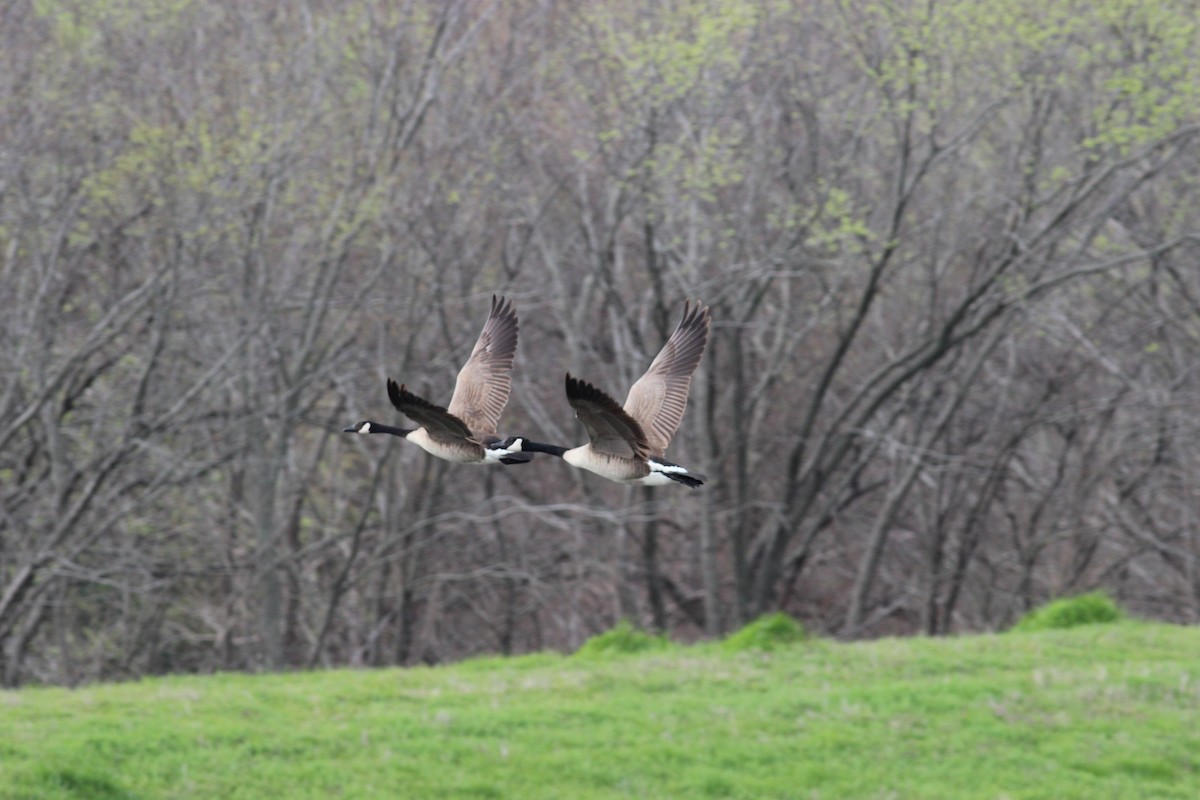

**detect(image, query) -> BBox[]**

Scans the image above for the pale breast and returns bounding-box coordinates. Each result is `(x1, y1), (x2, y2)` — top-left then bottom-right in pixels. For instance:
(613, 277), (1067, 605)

(407, 427), (485, 463)
(563, 445), (649, 482)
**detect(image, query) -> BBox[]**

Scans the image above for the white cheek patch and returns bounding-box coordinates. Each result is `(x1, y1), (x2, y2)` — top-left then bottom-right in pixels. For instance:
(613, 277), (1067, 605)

(358, 423), (371, 434)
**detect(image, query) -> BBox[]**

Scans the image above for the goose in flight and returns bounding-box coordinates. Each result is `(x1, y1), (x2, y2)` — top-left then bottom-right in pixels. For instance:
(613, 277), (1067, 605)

(344, 295), (531, 465)
(491, 300), (711, 487)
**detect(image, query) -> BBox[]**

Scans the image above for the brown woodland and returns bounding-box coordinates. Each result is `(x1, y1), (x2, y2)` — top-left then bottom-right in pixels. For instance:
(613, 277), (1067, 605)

(2, 0), (1199, 685)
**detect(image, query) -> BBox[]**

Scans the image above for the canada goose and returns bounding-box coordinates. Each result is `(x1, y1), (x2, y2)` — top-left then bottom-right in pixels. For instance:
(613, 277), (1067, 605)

(343, 295), (531, 465)
(491, 300), (711, 487)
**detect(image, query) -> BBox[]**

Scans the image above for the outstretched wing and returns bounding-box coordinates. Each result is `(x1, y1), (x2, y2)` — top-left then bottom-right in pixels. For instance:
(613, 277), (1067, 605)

(388, 378), (472, 443)
(622, 300), (711, 456)
(447, 295), (519, 438)
(565, 373), (650, 459)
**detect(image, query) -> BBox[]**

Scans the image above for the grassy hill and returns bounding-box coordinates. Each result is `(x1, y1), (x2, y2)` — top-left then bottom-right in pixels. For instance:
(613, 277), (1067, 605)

(2, 620), (1197, 799)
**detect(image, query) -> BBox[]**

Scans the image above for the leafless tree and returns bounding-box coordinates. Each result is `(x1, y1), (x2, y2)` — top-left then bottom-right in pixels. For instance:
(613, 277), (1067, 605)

(3, 0), (1199, 685)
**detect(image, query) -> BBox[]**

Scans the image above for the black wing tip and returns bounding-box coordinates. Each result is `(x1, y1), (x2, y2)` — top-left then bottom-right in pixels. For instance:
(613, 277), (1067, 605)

(387, 378), (420, 403)
(386, 378), (412, 411)
(386, 378), (404, 405)
(678, 299), (712, 334)
(489, 294), (518, 325)
(387, 379), (445, 414)
(565, 372), (618, 414)
(564, 372), (610, 404)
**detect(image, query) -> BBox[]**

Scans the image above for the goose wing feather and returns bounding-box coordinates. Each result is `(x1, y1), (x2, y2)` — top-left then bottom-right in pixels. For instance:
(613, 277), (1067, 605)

(447, 295), (519, 438)
(622, 300), (711, 456)
(388, 378), (472, 443)
(565, 373), (650, 459)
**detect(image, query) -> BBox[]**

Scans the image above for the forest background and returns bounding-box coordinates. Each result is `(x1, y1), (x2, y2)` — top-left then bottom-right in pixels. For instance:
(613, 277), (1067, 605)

(3, 0), (1199, 686)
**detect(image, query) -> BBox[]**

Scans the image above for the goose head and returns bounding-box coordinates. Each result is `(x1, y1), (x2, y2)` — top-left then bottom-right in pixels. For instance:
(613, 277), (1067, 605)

(488, 435), (525, 452)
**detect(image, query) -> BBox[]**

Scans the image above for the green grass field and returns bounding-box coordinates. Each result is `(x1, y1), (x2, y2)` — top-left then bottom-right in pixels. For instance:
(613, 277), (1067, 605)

(2, 621), (1197, 799)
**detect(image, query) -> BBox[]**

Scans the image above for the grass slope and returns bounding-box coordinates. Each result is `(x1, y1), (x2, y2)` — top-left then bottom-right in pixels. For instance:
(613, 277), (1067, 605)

(2, 622), (1198, 799)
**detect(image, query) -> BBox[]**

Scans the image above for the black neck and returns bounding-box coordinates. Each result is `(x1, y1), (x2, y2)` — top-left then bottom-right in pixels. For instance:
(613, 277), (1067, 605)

(521, 439), (569, 457)
(365, 422), (414, 438)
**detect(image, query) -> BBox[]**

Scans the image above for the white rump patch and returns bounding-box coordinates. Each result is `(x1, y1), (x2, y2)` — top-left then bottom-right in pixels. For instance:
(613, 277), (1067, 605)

(637, 460), (689, 485)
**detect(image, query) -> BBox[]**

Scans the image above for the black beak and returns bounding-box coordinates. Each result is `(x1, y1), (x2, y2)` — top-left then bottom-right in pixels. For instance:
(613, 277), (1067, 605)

(342, 425), (357, 433)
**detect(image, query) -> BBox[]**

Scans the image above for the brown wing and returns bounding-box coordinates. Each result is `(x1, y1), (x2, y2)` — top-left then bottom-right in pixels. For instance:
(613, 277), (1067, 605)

(565, 373), (650, 459)
(446, 295), (519, 438)
(622, 300), (711, 456)
(388, 378), (472, 443)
